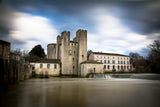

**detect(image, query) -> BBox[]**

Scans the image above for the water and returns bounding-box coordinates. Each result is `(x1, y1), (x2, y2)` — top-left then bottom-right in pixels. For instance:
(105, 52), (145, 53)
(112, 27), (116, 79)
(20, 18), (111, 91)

(0, 78), (160, 107)
(89, 73), (160, 80)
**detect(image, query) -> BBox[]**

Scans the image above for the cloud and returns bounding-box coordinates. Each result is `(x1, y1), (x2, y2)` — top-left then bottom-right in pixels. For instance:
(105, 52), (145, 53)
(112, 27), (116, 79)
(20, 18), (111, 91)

(1, 1), (160, 56)
(10, 14), (58, 51)
(88, 12), (157, 55)
(0, 5), (58, 52)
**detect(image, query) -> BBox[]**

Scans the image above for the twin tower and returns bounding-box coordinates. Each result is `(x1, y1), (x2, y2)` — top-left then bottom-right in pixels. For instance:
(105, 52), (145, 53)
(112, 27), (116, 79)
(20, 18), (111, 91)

(47, 29), (87, 76)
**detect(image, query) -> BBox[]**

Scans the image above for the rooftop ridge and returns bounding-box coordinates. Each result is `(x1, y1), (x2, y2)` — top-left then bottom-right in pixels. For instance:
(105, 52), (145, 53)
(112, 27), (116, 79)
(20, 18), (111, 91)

(92, 52), (129, 57)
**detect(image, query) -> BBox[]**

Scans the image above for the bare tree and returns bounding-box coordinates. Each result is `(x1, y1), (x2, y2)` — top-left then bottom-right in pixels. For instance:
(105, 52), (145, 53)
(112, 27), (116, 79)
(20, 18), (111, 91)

(148, 40), (160, 63)
(147, 40), (160, 73)
(129, 52), (147, 72)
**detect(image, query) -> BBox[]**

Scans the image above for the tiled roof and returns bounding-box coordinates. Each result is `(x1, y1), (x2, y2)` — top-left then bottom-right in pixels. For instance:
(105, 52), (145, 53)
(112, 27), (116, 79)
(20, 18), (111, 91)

(92, 52), (129, 57)
(81, 60), (103, 64)
(31, 59), (61, 63)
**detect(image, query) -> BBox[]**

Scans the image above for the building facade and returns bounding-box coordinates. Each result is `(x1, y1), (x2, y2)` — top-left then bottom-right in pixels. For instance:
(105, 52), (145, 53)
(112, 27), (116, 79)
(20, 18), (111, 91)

(81, 60), (103, 77)
(0, 40), (10, 92)
(89, 52), (133, 72)
(0, 40), (32, 93)
(30, 59), (61, 77)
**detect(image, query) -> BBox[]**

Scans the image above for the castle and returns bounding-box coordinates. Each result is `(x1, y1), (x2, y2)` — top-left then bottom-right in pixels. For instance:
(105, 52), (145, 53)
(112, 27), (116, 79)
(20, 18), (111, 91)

(47, 29), (87, 76)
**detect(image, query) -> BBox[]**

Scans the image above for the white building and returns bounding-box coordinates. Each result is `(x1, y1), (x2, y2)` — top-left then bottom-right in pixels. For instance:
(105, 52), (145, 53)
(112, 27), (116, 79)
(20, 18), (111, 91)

(30, 59), (61, 77)
(81, 60), (103, 77)
(89, 52), (133, 72)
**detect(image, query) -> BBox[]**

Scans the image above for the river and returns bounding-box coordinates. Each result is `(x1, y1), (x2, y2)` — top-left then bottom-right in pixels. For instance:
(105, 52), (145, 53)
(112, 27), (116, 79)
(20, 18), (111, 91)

(0, 77), (160, 107)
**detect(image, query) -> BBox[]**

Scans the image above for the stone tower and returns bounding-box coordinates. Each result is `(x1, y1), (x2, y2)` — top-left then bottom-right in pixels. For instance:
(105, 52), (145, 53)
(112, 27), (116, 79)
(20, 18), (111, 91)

(75, 29), (87, 76)
(47, 44), (56, 59)
(60, 31), (73, 75)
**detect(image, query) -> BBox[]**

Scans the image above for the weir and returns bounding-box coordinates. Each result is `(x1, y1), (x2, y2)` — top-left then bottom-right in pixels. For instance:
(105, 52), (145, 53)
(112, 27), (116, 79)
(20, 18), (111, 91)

(88, 73), (160, 80)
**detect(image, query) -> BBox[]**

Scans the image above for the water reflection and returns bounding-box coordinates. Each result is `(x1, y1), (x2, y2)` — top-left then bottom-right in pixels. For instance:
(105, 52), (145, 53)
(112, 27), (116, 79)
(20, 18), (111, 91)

(0, 78), (160, 107)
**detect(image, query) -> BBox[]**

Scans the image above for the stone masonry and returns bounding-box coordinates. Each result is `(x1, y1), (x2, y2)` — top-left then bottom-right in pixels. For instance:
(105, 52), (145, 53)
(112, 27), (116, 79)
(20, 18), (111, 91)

(47, 29), (87, 76)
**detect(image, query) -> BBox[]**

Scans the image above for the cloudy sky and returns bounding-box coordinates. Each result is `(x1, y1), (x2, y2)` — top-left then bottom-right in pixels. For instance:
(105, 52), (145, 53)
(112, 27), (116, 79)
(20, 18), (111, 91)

(0, 0), (160, 56)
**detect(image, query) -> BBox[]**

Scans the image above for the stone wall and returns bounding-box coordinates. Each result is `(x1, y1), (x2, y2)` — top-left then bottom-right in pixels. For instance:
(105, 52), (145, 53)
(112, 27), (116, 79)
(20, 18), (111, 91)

(0, 40), (32, 93)
(30, 63), (60, 76)
(0, 40), (10, 92)
(81, 62), (103, 77)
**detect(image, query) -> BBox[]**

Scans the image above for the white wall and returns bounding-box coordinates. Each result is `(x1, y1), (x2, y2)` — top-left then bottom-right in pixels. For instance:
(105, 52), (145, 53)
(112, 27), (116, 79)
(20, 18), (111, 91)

(30, 63), (60, 76)
(89, 54), (133, 72)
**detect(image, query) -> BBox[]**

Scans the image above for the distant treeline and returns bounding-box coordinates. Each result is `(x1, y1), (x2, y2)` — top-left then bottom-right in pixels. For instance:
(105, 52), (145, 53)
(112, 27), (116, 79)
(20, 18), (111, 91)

(129, 40), (160, 73)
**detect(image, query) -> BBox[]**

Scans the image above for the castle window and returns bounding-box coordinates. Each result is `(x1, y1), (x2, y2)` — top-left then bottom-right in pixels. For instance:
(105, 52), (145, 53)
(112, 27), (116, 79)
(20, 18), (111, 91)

(104, 60), (106, 63)
(124, 61), (125, 64)
(94, 68), (96, 72)
(104, 56), (106, 59)
(118, 65), (120, 70)
(82, 55), (84, 59)
(112, 60), (115, 64)
(127, 66), (129, 70)
(121, 61), (123, 64)
(40, 64), (43, 68)
(54, 64), (57, 69)
(108, 60), (110, 64)
(47, 64), (50, 69)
